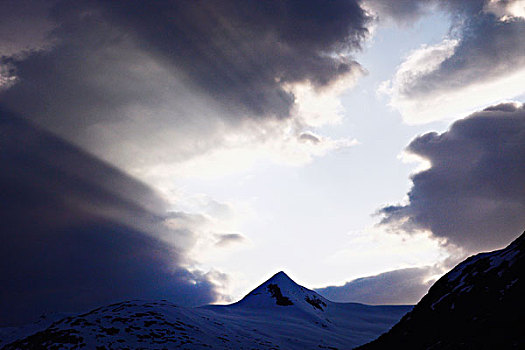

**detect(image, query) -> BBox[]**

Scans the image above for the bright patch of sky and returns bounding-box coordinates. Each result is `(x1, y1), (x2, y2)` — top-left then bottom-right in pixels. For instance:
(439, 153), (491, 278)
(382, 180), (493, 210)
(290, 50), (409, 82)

(162, 12), (455, 299)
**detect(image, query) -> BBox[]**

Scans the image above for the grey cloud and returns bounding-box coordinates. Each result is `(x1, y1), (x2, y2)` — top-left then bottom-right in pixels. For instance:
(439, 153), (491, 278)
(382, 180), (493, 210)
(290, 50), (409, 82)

(0, 0), (371, 171)
(0, 0), (370, 129)
(371, 0), (525, 105)
(0, 12), (227, 167)
(406, 11), (525, 98)
(214, 233), (246, 248)
(379, 103), (525, 253)
(299, 132), (321, 144)
(364, 0), (435, 24)
(94, 0), (370, 118)
(365, 0), (485, 24)
(316, 267), (435, 305)
(0, 0), (56, 56)
(0, 108), (222, 326)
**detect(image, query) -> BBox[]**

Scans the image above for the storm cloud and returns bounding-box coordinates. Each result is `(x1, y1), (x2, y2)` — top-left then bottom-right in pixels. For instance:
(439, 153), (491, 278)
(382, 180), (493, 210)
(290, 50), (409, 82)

(0, 0), (55, 56)
(95, 0), (370, 118)
(316, 267), (435, 305)
(379, 103), (525, 253)
(0, 0), (368, 178)
(0, 0), (369, 123)
(0, 2), (373, 325)
(0, 109), (222, 326)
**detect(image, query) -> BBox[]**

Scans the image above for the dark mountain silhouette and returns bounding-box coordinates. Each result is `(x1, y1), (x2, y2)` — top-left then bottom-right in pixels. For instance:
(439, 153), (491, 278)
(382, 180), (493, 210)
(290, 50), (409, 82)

(356, 231), (525, 349)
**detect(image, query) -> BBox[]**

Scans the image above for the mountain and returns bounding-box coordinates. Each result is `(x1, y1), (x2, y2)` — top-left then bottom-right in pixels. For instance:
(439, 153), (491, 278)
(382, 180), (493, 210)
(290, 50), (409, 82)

(356, 232), (525, 350)
(1, 271), (411, 350)
(232, 271), (330, 310)
(0, 313), (73, 348)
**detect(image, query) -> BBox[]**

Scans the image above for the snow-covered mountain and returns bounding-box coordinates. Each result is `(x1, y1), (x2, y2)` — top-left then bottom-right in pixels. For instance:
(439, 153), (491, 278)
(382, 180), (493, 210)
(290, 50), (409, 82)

(1, 271), (411, 349)
(356, 231), (525, 349)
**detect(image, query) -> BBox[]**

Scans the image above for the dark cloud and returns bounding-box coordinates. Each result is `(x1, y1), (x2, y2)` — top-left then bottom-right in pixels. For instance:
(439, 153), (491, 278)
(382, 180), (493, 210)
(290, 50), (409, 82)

(94, 0), (370, 118)
(371, 0), (525, 113)
(0, 0), (370, 173)
(0, 0), (55, 56)
(316, 267), (435, 305)
(379, 103), (525, 252)
(0, 108), (221, 326)
(0, 0), (369, 130)
(365, 0), (485, 24)
(214, 233), (246, 248)
(406, 10), (525, 98)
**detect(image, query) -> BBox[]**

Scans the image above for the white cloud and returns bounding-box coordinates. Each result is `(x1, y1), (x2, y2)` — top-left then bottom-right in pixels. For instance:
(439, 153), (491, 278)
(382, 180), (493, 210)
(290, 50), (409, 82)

(484, 0), (525, 20)
(324, 226), (447, 281)
(287, 68), (364, 128)
(127, 116), (359, 182)
(0, 65), (16, 91)
(381, 38), (525, 123)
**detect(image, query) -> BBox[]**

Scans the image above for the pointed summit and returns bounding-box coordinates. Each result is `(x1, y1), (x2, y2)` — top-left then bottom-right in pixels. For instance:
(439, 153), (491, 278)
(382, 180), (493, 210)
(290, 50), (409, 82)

(235, 271), (329, 312)
(264, 271), (297, 286)
(272, 271), (290, 278)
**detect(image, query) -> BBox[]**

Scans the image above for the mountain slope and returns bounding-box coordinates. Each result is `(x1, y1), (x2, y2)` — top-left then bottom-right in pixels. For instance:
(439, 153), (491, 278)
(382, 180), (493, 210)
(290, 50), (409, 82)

(356, 231), (525, 349)
(1, 271), (411, 350)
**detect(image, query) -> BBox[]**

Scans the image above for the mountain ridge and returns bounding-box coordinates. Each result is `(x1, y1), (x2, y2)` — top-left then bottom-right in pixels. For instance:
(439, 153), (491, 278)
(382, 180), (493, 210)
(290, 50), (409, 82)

(356, 231), (525, 349)
(3, 230), (523, 349)
(1, 271), (411, 349)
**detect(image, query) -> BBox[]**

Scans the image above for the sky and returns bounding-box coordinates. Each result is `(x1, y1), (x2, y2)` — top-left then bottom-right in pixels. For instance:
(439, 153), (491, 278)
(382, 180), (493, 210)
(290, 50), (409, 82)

(1, 0), (524, 325)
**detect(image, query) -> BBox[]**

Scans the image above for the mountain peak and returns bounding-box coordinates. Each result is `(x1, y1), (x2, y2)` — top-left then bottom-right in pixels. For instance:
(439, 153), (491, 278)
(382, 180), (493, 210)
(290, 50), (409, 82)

(266, 271), (294, 284)
(274, 270), (288, 277)
(235, 271), (329, 312)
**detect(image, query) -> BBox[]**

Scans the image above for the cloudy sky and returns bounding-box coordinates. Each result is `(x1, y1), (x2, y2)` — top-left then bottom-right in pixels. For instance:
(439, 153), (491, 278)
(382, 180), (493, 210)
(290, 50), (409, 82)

(1, 0), (524, 325)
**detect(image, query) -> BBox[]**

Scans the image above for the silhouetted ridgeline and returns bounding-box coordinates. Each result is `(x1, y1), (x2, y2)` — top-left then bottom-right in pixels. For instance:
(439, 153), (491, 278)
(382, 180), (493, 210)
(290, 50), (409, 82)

(356, 231), (525, 349)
